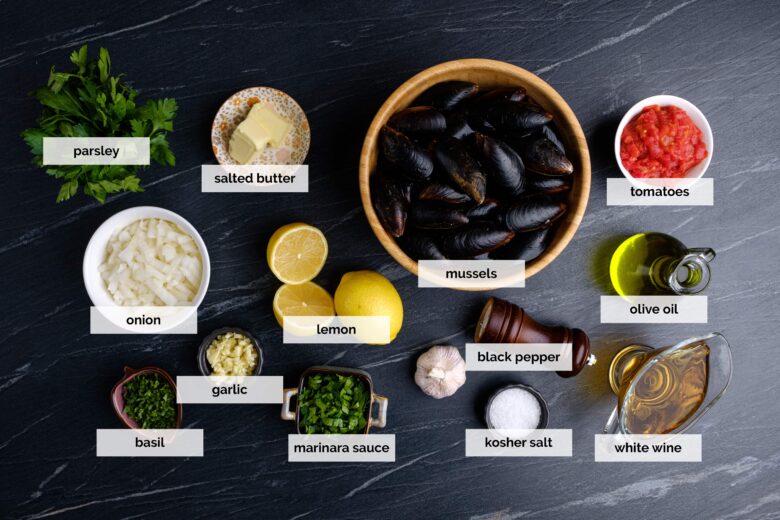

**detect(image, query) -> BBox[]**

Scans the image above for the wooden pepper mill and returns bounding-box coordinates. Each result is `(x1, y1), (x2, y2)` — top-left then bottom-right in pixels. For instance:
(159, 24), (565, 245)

(474, 297), (596, 378)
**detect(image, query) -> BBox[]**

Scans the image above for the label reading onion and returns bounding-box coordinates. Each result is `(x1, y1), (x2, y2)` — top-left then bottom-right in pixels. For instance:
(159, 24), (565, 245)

(98, 218), (202, 306)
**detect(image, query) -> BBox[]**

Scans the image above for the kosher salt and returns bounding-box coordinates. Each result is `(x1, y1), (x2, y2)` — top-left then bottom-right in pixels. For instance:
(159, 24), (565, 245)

(488, 387), (542, 431)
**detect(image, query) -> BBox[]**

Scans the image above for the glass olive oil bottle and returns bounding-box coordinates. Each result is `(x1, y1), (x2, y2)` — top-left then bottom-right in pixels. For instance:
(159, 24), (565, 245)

(609, 232), (715, 296)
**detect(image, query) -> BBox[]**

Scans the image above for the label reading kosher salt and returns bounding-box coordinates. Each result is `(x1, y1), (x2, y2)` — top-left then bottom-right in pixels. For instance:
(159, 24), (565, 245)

(465, 343), (572, 372)
(607, 178), (713, 206)
(594, 434), (702, 462)
(43, 137), (150, 165)
(600, 295), (707, 324)
(201, 164), (308, 192)
(176, 376), (283, 404)
(96, 429), (203, 457)
(288, 434), (396, 462)
(418, 260), (525, 289)
(466, 429), (572, 457)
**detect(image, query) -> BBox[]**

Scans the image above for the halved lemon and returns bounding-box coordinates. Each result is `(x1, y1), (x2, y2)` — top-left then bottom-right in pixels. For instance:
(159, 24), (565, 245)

(273, 282), (334, 336)
(267, 223), (328, 284)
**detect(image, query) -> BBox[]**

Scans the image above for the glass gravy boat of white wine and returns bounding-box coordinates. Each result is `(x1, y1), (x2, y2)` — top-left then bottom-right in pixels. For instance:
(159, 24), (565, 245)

(603, 332), (732, 435)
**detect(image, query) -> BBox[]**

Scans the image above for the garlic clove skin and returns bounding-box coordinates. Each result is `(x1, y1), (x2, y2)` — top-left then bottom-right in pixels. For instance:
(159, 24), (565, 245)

(415, 345), (466, 399)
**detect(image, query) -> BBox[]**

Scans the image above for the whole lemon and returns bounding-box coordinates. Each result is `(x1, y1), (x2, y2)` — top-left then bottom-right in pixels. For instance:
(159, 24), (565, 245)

(334, 271), (403, 344)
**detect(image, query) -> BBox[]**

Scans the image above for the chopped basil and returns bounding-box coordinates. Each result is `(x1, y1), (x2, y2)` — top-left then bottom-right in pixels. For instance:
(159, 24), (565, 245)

(298, 373), (370, 434)
(122, 373), (177, 429)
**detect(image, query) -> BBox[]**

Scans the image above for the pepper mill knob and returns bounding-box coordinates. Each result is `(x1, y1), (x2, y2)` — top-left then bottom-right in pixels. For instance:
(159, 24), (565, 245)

(475, 297), (595, 378)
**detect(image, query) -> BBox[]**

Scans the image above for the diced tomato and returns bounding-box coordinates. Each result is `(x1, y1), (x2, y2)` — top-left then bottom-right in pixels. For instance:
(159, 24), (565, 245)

(620, 104), (708, 178)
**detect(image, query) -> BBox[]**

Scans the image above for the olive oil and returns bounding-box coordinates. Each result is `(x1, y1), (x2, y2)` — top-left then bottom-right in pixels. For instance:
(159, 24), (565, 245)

(618, 341), (709, 434)
(609, 232), (715, 296)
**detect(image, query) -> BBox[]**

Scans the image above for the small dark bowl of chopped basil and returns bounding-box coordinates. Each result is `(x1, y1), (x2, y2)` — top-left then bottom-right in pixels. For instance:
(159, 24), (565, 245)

(281, 366), (389, 434)
(111, 366), (182, 430)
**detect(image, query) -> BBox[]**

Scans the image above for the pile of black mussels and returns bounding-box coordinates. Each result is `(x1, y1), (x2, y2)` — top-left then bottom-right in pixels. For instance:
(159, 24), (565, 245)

(371, 80), (575, 261)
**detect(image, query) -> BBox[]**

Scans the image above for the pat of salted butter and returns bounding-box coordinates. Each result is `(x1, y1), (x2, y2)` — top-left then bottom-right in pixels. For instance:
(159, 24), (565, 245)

(228, 118), (271, 164)
(246, 104), (292, 147)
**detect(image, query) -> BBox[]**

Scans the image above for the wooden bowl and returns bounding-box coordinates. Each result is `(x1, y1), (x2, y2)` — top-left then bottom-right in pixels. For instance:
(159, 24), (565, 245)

(358, 59), (590, 284)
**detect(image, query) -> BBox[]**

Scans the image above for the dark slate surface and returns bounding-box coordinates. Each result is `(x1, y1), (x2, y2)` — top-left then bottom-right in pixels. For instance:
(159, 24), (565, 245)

(1, 1), (778, 518)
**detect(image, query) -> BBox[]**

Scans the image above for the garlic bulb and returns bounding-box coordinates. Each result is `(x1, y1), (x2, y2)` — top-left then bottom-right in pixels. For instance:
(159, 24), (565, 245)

(415, 345), (466, 399)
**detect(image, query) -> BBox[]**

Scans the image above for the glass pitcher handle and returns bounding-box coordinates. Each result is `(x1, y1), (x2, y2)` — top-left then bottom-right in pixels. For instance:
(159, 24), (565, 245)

(602, 405), (620, 434)
(687, 248), (716, 262)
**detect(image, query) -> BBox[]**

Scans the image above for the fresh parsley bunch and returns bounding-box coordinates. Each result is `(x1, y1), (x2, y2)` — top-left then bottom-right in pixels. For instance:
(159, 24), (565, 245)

(21, 45), (177, 203)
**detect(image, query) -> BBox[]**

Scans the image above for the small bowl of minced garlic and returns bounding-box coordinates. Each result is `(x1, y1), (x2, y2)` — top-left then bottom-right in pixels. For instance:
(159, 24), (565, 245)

(198, 327), (263, 376)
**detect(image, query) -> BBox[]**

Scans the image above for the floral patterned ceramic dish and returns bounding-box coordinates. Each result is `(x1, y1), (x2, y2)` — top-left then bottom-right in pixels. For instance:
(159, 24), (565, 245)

(211, 87), (310, 165)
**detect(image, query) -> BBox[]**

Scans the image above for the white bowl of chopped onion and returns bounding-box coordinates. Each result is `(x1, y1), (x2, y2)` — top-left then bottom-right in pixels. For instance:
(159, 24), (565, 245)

(83, 207), (210, 329)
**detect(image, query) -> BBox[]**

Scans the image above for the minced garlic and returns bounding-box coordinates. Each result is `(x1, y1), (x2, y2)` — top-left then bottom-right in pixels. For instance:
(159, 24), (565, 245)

(206, 332), (258, 376)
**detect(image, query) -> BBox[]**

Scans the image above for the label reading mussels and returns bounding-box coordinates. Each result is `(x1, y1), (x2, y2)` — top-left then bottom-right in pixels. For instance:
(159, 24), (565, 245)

(418, 260), (525, 289)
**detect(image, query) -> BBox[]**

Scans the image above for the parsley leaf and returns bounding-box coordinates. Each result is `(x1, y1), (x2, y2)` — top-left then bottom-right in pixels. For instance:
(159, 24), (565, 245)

(21, 45), (177, 203)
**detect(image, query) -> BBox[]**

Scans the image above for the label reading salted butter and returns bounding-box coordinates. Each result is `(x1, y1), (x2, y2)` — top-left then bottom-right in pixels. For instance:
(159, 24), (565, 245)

(594, 434), (702, 462)
(282, 316), (390, 344)
(607, 178), (713, 206)
(90, 306), (197, 334)
(176, 376), (283, 404)
(43, 137), (150, 165)
(465, 343), (572, 372)
(418, 260), (525, 289)
(96, 429), (203, 457)
(600, 295), (707, 323)
(465, 429), (572, 457)
(288, 434), (396, 462)
(201, 164), (308, 192)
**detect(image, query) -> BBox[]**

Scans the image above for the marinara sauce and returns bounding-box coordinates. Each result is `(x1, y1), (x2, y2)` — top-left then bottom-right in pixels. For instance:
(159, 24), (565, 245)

(620, 104), (707, 178)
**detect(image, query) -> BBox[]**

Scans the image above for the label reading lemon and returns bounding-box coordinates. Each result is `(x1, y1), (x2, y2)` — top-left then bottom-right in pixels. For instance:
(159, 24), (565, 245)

(334, 271), (403, 345)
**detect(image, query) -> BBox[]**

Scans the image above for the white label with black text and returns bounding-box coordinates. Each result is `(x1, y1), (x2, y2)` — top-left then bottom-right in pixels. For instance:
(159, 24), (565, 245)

(96, 429), (203, 457)
(607, 178), (714, 206)
(282, 316), (391, 344)
(595, 434), (702, 462)
(600, 296), (707, 323)
(465, 343), (572, 372)
(43, 137), (150, 165)
(466, 429), (572, 457)
(90, 306), (197, 334)
(418, 260), (525, 289)
(288, 434), (396, 462)
(176, 376), (283, 404)
(201, 164), (308, 192)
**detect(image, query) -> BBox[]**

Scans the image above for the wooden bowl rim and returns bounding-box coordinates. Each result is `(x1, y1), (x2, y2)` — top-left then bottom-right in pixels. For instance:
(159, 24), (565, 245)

(358, 58), (591, 286)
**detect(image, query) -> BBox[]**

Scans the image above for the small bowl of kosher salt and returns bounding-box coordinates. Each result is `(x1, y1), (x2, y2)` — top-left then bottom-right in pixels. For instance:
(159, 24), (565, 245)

(485, 383), (549, 436)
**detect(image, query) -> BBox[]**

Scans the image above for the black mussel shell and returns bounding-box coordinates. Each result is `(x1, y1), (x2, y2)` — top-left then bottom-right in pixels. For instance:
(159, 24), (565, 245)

(540, 124), (565, 153)
(503, 193), (567, 232)
(388, 106), (447, 135)
(371, 173), (411, 237)
(519, 137), (573, 176)
(490, 228), (551, 261)
(439, 224), (515, 259)
(413, 81), (479, 111)
(473, 132), (527, 199)
(418, 182), (472, 204)
(475, 86), (527, 104)
(465, 198), (501, 222)
(409, 201), (469, 230)
(527, 173), (571, 194)
(399, 232), (446, 260)
(485, 101), (553, 132)
(433, 136), (486, 203)
(380, 125), (434, 181)
(445, 109), (474, 140)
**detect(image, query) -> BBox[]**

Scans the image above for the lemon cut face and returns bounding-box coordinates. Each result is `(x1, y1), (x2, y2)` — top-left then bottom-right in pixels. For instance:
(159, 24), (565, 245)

(273, 282), (334, 336)
(267, 223), (328, 284)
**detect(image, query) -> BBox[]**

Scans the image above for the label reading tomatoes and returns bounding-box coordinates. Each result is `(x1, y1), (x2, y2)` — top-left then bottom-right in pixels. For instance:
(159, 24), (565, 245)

(620, 105), (708, 178)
